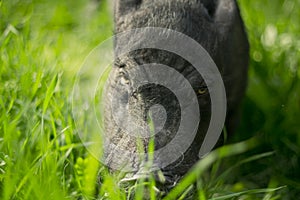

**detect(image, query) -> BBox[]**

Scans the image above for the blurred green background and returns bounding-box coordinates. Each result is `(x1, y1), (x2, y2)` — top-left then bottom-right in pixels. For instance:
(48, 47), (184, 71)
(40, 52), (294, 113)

(0, 0), (299, 199)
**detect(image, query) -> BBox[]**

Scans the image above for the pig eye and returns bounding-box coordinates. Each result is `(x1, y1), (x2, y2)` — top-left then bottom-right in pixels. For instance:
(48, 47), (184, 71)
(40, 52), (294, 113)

(197, 87), (208, 95)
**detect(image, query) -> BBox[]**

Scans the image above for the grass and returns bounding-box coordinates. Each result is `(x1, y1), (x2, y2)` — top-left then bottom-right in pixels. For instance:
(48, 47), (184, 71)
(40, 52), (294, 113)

(0, 0), (299, 199)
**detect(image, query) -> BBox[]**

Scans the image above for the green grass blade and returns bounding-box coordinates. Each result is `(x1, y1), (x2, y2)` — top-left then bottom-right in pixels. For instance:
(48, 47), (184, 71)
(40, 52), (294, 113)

(42, 74), (58, 115)
(163, 137), (259, 200)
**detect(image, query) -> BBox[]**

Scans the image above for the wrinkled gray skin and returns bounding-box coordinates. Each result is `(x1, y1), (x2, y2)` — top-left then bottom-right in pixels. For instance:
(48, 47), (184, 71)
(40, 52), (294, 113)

(104, 0), (249, 183)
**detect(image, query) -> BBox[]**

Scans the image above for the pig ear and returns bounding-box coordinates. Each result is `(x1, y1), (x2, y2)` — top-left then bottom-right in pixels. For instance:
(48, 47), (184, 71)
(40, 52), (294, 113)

(115, 0), (142, 17)
(214, 0), (248, 49)
(214, 0), (249, 114)
(214, 0), (241, 24)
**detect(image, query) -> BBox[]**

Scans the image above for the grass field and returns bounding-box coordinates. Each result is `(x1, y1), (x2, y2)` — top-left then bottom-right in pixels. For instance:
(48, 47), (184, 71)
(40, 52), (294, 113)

(0, 0), (299, 199)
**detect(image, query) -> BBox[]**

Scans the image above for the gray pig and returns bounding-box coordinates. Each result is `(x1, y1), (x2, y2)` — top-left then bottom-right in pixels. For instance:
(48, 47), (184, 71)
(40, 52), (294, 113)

(103, 0), (249, 184)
